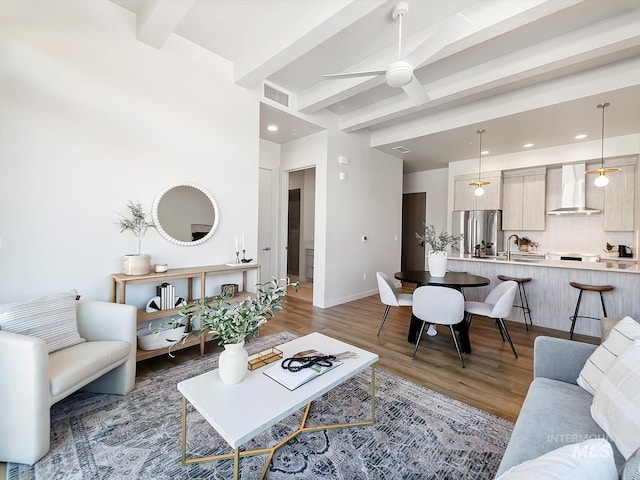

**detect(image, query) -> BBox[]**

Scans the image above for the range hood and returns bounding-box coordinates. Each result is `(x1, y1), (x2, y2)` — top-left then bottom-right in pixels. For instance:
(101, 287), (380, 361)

(547, 164), (601, 215)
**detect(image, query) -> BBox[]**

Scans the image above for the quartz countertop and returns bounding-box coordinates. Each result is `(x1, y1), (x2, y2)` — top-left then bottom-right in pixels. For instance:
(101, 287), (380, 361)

(450, 255), (640, 273)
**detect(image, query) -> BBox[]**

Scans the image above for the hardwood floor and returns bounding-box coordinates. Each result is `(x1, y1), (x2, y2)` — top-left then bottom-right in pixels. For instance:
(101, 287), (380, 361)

(138, 285), (598, 423)
(1, 287), (597, 478)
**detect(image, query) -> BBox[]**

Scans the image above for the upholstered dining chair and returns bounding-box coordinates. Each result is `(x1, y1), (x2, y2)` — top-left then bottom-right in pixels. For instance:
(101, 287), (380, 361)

(412, 286), (466, 367)
(376, 272), (413, 336)
(464, 280), (519, 359)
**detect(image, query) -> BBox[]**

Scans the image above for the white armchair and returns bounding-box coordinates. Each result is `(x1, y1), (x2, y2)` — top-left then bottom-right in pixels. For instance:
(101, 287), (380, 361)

(0, 300), (137, 465)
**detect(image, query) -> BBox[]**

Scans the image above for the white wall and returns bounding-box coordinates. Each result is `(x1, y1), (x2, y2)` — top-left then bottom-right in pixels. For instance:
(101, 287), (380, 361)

(323, 129), (403, 307)
(0, 1), (259, 304)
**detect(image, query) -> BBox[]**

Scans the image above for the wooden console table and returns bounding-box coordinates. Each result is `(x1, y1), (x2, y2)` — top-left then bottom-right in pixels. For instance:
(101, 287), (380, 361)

(110, 264), (261, 361)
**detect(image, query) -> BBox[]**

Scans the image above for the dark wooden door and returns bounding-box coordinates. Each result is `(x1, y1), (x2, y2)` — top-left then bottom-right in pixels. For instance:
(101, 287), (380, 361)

(287, 189), (301, 276)
(402, 192), (426, 271)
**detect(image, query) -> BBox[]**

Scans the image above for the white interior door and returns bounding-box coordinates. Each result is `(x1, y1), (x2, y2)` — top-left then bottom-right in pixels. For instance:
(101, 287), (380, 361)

(258, 167), (274, 283)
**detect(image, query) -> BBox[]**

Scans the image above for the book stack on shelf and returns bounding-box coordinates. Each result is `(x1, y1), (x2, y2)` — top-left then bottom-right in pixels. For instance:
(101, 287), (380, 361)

(157, 282), (175, 310)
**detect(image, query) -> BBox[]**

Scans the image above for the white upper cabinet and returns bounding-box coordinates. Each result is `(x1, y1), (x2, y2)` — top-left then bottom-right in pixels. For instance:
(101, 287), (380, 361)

(453, 171), (502, 211)
(502, 168), (546, 231)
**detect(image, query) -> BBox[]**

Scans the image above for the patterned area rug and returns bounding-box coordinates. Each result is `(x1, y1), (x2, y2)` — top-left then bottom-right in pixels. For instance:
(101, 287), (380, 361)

(8, 332), (512, 480)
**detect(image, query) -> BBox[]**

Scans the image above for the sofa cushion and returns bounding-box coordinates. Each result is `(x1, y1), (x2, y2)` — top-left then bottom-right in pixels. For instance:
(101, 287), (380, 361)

(0, 290), (85, 353)
(592, 341), (640, 460)
(49, 340), (129, 398)
(496, 377), (625, 476)
(496, 438), (617, 480)
(578, 316), (640, 395)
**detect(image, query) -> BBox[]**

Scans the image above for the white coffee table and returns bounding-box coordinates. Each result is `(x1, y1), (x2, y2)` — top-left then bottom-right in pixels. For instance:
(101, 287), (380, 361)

(177, 332), (378, 479)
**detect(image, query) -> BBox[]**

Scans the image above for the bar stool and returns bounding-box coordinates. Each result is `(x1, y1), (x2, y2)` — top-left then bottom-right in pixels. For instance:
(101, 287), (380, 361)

(497, 275), (533, 330)
(568, 282), (614, 339)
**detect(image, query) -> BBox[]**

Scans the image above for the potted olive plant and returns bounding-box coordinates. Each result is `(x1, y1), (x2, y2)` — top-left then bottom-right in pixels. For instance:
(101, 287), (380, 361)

(176, 277), (296, 384)
(416, 224), (458, 277)
(116, 200), (155, 275)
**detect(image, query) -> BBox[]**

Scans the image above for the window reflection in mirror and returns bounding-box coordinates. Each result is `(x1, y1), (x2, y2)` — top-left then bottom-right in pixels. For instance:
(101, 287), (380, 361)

(153, 183), (219, 246)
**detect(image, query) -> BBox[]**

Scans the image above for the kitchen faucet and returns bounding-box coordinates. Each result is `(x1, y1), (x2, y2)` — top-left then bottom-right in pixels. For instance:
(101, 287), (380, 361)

(507, 234), (520, 261)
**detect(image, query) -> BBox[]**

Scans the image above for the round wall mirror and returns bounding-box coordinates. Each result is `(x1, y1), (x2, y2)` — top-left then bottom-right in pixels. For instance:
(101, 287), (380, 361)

(152, 183), (219, 246)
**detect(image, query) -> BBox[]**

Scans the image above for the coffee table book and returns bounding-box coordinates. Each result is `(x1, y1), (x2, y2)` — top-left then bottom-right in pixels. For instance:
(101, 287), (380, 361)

(263, 351), (343, 390)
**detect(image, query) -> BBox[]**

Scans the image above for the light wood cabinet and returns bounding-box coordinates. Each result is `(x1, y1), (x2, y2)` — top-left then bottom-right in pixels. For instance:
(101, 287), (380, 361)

(502, 168), (546, 231)
(111, 264), (260, 361)
(453, 171), (502, 211)
(604, 163), (635, 231)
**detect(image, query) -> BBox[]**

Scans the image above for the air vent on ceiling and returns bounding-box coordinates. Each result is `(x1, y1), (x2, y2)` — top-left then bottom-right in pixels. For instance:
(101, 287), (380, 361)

(263, 83), (290, 108)
(392, 146), (411, 154)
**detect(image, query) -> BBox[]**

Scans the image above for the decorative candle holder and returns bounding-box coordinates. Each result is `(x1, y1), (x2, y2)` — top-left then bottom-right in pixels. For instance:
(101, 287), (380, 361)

(235, 250), (240, 264)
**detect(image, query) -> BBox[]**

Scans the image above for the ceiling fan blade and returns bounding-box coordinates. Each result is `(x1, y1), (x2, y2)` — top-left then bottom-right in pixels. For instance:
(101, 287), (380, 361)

(406, 13), (473, 68)
(401, 76), (430, 106)
(322, 70), (386, 80)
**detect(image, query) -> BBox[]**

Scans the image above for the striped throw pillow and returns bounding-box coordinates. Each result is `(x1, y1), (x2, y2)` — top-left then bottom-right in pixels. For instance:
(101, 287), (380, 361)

(591, 341), (640, 460)
(0, 290), (85, 353)
(577, 317), (640, 395)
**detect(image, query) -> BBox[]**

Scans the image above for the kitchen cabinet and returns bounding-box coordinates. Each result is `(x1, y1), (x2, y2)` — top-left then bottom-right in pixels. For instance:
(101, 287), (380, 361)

(502, 168), (546, 231)
(604, 163), (635, 231)
(453, 171), (502, 211)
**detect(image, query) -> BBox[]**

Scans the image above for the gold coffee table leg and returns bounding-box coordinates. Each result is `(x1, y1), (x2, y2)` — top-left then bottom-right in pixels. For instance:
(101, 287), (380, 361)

(181, 366), (376, 479)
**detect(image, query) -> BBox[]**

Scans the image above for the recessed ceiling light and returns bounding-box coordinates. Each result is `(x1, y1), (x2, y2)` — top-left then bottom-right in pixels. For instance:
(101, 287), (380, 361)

(575, 134), (587, 139)
(266, 124), (278, 132)
(481, 150), (489, 155)
(523, 143), (534, 148)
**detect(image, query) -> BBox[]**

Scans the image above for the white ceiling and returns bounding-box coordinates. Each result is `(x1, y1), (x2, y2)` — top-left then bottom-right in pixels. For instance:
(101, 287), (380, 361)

(112, 0), (640, 172)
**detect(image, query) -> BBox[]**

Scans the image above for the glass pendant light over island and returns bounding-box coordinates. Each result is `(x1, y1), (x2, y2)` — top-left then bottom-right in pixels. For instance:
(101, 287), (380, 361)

(469, 129), (490, 196)
(586, 102), (620, 187)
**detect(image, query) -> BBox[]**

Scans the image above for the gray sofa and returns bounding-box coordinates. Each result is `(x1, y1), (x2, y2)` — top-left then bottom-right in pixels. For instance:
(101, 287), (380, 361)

(495, 336), (625, 477)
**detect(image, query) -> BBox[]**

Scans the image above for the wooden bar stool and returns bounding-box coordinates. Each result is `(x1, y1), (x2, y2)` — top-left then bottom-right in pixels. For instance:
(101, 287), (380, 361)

(497, 275), (533, 330)
(568, 282), (614, 339)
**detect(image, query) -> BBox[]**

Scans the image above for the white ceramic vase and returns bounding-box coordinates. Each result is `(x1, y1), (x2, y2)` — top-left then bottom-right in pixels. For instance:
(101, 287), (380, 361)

(123, 254), (151, 275)
(428, 250), (448, 277)
(218, 340), (249, 384)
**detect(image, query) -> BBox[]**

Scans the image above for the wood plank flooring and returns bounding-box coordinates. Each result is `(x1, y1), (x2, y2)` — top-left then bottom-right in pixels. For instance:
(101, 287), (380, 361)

(1, 286), (597, 478)
(138, 284), (598, 423)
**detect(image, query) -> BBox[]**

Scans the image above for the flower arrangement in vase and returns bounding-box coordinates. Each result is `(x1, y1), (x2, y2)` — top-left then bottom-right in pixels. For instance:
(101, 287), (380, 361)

(416, 224), (458, 277)
(116, 200), (155, 275)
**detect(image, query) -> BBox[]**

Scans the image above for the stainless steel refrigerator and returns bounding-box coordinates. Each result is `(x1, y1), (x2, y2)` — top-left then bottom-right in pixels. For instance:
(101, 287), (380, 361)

(451, 210), (503, 256)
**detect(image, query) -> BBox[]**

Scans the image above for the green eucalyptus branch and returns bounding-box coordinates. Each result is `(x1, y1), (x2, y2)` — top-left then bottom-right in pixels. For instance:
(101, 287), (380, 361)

(415, 224), (458, 252)
(161, 277), (297, 356)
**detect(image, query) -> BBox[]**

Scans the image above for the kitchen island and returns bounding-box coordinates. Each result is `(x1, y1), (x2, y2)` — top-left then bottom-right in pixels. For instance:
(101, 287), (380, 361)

(447, 255), (640, 337)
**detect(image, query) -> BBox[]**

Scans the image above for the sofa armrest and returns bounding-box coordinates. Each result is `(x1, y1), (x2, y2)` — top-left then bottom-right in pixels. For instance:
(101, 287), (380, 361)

(0, 330), (52, 463)
(533, 336), (597, 384)
(76, 300), (137, 343)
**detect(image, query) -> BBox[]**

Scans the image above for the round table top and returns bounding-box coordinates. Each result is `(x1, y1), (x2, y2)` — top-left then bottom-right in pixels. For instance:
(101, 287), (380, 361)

(394, 270), (490, 288)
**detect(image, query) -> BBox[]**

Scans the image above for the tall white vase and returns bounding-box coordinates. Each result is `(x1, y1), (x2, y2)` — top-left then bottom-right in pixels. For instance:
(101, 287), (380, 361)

(218, 340), (249, 384)
(427, 250), (448, 277)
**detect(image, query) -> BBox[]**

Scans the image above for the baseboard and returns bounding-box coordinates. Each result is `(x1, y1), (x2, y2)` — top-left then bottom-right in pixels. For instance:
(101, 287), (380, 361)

(322, 288), (378, 308)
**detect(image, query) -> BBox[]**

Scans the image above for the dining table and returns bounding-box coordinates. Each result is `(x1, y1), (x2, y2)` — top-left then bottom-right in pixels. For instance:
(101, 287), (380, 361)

(394, 270), (491, 353)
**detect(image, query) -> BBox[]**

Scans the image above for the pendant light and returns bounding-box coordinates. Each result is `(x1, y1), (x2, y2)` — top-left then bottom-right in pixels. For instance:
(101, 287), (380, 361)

(586, 102), (619, 187)
(469, 129), (489, 196)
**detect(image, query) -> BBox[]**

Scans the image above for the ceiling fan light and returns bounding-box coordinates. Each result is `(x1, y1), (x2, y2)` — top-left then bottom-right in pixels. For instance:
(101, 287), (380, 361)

(385, 61), (413, 88)
(594, 173), (609, 187)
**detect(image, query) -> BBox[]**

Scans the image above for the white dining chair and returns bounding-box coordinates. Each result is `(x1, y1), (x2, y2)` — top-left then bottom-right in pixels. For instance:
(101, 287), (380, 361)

(376, 272), (413, 336)
(412, 286), (466, 367)
(464, 280), (519, 358)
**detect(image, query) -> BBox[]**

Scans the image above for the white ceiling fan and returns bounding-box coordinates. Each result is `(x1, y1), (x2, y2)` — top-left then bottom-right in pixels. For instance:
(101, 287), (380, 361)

(322, 2), (472, 106)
